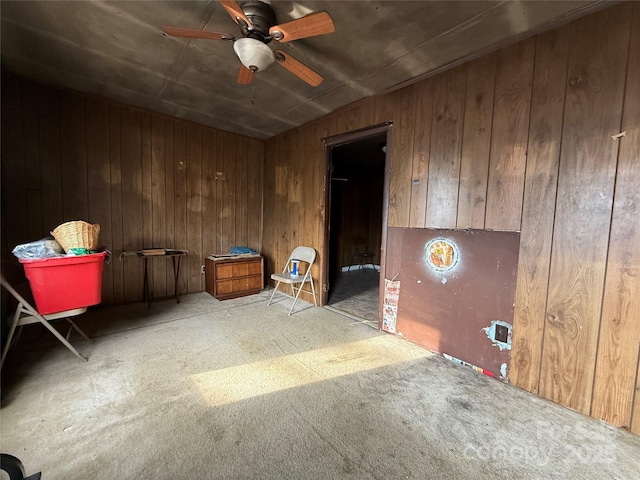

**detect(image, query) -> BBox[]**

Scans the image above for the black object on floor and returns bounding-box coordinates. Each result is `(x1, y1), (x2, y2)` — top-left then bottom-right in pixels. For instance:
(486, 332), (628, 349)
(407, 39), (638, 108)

(0, 453), (42, 480)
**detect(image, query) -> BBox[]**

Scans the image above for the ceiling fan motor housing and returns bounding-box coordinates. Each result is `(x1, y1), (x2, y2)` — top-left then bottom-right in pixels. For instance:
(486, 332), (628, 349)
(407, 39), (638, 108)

(240, 1), (276, 43)
(162, 0), (331, 85)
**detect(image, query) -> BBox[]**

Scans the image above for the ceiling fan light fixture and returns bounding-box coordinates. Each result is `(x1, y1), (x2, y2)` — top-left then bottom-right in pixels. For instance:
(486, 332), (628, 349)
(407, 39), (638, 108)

(233, 38), (274, 72)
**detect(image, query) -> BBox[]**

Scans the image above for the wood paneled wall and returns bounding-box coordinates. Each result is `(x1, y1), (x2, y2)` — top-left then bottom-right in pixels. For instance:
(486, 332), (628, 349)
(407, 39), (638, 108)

(263, 4), (640, 433)
(1, 74), (264, 305)
(1, 3), (637, 436)
(333, 168), (384, 269)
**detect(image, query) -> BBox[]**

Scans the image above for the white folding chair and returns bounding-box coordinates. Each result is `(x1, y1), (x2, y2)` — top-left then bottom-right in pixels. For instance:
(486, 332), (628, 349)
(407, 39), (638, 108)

(267, 246), (318, 315)
(1, 275), (90, 366)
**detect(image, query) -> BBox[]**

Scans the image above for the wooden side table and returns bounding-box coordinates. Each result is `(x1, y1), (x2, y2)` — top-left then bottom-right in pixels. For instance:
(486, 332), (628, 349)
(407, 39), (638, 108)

(205, 254), (264, 300)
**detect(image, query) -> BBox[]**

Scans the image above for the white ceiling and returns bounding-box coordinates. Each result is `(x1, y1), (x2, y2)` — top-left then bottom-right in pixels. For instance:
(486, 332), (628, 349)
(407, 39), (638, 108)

(1, 1), (605, 139)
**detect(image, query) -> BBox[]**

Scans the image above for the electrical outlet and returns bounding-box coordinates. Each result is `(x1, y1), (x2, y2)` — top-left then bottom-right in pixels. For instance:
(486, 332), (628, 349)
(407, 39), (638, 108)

(495, 324), (509, 343)
(200, 264), (205, 274)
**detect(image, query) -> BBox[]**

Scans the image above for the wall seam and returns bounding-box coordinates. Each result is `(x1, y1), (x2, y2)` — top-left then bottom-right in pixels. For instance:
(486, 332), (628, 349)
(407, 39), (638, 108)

(630, 342), (640, 431)
(537, 22), (573, 399)
(483, 52), (499, 229)
(513, 37), (537, 391)
(84, 99), (90, 221)
(519, 39), (537, 233)
(455, 66), (470, 228)
(424, 83), (434, 228)
(588, 9), (634, 419)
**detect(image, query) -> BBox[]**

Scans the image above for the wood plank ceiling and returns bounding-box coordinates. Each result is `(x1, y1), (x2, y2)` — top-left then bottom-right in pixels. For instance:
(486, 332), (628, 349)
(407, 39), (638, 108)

(0, 0), (605, 139)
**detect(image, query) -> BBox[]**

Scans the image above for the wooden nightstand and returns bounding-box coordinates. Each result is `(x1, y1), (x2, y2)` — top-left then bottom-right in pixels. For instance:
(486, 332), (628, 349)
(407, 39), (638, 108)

(205, 255), (264, 300)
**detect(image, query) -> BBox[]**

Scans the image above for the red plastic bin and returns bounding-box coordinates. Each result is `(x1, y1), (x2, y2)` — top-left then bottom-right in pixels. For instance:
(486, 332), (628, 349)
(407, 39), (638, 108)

(19, 252), (107, 315)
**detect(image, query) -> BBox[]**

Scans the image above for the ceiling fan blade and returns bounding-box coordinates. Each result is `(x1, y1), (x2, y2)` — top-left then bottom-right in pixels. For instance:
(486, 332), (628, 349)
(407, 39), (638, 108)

(275, 50), (323, 87)
(220, 0), (251, 27)
(162, 26), (234, 41)
(237, 65), (254, 85)
(270, 11), (335, 42)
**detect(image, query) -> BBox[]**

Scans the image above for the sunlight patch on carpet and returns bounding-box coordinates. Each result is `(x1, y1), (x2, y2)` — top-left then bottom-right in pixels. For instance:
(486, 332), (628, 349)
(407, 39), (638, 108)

(190, 336), (432, 406)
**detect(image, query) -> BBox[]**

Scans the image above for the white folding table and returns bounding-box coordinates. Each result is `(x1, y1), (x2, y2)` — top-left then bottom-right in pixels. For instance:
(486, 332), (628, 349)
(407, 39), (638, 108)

(1, 275), (90, 366)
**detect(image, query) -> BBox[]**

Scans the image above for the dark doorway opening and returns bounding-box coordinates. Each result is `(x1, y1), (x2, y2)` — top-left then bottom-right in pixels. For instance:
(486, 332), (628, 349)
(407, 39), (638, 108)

(324, 130), (388, 326)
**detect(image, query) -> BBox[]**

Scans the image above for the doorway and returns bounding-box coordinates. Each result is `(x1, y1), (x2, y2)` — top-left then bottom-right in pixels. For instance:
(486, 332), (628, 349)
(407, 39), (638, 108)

(322, 124), (391, 327)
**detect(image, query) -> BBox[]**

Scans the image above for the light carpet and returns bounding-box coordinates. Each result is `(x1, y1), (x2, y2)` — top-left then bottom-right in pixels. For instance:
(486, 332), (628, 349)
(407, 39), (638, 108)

(1, 291), (639, 479)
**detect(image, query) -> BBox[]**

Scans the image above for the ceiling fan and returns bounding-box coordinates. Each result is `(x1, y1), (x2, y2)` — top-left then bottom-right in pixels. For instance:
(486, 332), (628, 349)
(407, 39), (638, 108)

(162, 0), (335, 86)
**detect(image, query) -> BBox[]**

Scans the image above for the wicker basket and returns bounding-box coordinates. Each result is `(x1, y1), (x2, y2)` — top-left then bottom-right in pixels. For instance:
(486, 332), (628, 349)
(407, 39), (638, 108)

(51, 221), (100, 252)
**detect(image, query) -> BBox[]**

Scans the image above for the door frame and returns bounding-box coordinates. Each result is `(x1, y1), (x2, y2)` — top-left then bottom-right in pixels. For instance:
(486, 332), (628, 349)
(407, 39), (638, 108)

(321, 122), (393, 327)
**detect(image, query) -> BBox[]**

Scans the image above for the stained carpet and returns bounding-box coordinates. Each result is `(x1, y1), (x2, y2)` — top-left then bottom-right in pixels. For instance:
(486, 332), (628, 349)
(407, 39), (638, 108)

(1, 291), (639, 479)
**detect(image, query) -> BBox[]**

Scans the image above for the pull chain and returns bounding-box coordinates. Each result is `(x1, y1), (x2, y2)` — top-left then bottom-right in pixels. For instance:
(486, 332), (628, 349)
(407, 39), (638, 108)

(251, 82), (255, 105)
